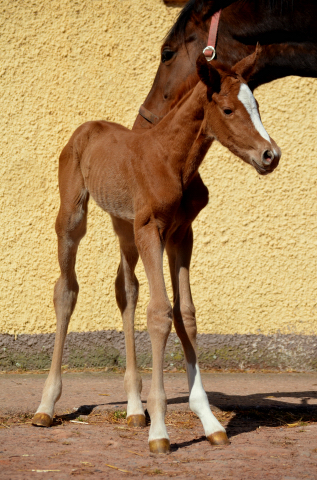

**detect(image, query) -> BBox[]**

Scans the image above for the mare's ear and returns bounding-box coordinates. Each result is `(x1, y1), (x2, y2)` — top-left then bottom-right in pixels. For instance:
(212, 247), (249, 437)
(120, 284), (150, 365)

(232, 44), (261, 82)
(196, 54), (221, 94)
(193, 0), (237, 18)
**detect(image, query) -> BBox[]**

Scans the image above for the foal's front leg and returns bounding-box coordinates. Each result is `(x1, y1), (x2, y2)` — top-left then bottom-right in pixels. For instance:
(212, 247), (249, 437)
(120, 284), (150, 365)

(167, 226), (229, 445)
(135, 219), (172, 454)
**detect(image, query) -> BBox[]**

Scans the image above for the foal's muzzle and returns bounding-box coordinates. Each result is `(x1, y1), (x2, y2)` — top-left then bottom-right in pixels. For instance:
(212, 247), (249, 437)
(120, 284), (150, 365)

(252, 145), (281, 175)
(262, 149), (274, 166)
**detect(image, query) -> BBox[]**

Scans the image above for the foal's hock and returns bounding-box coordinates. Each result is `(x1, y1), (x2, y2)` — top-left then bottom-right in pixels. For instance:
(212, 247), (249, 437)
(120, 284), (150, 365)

(32, 50), (281, 454)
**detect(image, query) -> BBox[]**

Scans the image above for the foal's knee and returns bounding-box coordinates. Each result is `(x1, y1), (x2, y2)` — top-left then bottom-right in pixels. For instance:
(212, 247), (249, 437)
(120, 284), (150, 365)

(147, 302), (172, 339)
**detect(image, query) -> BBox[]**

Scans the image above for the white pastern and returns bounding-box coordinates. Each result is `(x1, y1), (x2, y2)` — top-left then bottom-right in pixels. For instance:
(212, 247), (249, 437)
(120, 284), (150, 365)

(35, 377), (62, 418)
(148, 418), (170, 442)
(238, 83), (271, 143)
(187, 363), (225, 436)
(126, 395), (145, 418)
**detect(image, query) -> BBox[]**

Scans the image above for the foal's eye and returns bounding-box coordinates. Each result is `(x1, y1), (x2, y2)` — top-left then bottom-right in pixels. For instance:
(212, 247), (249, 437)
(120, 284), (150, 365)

(224, 108), (233, 116)
(161, 50), (175, 63)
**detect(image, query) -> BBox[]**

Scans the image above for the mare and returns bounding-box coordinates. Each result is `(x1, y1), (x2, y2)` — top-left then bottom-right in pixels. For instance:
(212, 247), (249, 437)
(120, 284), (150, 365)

(32, 51), (280, 453)
(133, 0), (317, 129)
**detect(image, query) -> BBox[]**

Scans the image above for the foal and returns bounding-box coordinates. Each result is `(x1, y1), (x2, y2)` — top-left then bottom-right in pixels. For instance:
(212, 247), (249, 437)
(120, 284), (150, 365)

(32, 51), (280, 453)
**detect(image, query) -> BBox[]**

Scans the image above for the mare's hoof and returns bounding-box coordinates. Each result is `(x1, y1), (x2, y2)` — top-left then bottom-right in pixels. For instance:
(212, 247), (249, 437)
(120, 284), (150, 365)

(207, 431), (230, 445)
(127, 414), (146, 428)
(32, 413), (52, 428)
(149, 438), (170, 454)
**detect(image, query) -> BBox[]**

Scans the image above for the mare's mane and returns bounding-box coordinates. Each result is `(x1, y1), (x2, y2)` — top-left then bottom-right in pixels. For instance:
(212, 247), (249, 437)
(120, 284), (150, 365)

(165, 0), (294, 45)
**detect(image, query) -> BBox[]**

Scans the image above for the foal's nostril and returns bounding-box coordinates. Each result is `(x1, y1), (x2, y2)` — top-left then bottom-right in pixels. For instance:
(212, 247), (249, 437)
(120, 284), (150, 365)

(262, 150), (274, 166)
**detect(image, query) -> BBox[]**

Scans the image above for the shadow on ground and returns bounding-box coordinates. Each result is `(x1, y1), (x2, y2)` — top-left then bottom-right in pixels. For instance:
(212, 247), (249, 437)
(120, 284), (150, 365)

(54, 388), (317, 441)
(103, 389), (317, 440)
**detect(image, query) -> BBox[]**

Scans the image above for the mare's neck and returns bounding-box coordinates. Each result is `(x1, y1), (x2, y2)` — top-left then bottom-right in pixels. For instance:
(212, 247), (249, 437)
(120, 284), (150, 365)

(217, 1), (317, 88)
(152, 81), (213, 187)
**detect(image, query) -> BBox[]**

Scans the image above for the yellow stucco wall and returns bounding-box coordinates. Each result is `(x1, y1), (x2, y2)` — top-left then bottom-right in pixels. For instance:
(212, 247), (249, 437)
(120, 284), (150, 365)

(1, 0), (317, 336)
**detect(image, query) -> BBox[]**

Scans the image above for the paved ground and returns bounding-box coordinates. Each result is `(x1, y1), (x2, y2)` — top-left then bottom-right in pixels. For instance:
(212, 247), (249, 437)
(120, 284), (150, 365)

(0, 370), (317, 479)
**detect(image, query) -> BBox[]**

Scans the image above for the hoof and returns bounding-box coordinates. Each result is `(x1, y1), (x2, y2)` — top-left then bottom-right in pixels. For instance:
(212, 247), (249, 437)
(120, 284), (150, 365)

(207, 431), (230, 445)
(32, 413), (53, 428)
(127, 414), (146, 428)
(149, 438), (170, 454)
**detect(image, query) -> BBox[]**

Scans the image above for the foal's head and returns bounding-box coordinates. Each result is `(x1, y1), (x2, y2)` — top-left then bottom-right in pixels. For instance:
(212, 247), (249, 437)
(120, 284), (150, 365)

(197, 49), (281, 175)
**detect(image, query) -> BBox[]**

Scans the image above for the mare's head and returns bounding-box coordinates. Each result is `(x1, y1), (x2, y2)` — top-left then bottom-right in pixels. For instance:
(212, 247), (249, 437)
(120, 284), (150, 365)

(198, 49), (281, 175)
(133, 0), (282, 130)
(133, 0), (211, 129)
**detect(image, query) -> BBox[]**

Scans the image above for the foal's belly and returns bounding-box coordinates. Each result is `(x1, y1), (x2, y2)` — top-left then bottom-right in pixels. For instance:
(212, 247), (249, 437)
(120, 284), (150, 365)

(93, 187), (135, 221)
(82, 155), (135, 221)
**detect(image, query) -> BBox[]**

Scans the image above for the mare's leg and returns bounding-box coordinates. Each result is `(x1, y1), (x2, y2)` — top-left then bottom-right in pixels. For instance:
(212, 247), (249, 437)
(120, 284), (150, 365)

(111, 216), (145, 427)
(166, 226), (229, 445)
(135, 220), (172, 453)
(32, 152), (88, 427)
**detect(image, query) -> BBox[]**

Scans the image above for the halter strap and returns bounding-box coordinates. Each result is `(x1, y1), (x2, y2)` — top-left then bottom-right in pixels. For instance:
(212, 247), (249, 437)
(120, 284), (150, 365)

(203, 10), (222, 61)
(139, 105), (161, 125)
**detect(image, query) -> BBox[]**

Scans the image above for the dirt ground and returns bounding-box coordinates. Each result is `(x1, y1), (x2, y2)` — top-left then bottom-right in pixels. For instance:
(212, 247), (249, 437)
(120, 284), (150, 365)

(1, 370), (317, 479)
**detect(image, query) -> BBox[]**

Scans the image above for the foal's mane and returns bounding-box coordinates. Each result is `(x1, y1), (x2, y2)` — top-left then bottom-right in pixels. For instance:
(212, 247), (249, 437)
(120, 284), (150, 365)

(165, 0), (294, 45)
(169, 61), (235, 110)
(169, 73), (200, 110)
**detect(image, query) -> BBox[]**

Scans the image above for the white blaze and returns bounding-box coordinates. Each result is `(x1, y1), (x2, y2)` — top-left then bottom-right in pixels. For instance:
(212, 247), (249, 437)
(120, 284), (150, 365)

(238, 83), (271, 143)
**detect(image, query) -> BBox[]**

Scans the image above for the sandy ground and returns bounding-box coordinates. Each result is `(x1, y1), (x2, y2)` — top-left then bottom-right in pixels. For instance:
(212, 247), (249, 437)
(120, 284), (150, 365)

(0, 370), (317, 479)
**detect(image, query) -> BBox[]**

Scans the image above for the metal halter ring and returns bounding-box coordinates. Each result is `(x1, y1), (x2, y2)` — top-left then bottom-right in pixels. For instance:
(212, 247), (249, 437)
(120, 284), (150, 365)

(203, 46), (216, 61)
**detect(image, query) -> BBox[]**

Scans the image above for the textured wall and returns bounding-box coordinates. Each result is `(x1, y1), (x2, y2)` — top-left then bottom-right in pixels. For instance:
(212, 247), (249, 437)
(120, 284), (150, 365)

(0, 0), (317, 336)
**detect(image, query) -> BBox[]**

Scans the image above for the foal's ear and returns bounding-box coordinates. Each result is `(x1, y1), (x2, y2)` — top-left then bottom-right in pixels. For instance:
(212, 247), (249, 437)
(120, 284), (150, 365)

(232, 44), (262, 82)
(196, 54), (221, 94)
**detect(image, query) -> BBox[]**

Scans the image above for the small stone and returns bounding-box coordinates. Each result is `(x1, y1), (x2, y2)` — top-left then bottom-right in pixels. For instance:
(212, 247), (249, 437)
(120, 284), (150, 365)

(301, 451), (311, 458)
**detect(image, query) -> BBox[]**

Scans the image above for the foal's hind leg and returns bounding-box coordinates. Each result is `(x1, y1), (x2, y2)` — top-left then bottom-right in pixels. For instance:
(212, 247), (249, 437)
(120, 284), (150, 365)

(112, 216), (145, 427)
(166, 226), (229, 445)
(32, 158), (88, 427)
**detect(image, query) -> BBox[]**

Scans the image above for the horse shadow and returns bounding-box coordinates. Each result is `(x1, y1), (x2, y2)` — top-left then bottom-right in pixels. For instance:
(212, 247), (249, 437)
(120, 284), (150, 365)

(53, 404), (100, 424)
(54, 390), (317, 448)
(167, 389), (317, 439)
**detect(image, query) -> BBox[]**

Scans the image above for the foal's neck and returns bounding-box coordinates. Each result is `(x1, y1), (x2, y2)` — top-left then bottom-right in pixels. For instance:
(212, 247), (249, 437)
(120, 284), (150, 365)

(153, 81), (213, 187)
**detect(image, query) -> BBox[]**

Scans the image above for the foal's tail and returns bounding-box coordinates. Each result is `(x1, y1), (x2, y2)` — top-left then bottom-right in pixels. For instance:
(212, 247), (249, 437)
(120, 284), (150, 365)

(55, 124), (92, 242)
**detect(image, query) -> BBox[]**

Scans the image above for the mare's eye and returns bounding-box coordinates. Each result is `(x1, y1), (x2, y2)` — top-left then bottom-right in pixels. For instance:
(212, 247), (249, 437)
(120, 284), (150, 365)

(161, 50), (175, 63)
(224, 108), (233, 116)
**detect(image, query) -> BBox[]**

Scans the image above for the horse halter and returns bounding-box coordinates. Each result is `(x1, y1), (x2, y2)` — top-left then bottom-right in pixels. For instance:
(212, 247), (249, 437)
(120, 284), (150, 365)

(138, 10), (222, 125)
(203, 9), (221, 61)
(139, 105), (162, 126)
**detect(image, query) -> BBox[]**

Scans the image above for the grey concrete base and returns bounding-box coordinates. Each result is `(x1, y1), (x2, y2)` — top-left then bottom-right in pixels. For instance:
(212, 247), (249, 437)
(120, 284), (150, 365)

(1, 331), (317, 372)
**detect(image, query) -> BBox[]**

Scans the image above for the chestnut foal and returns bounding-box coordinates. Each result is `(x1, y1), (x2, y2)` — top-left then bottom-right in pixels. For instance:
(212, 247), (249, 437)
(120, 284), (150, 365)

(32, 51), (280, 453)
